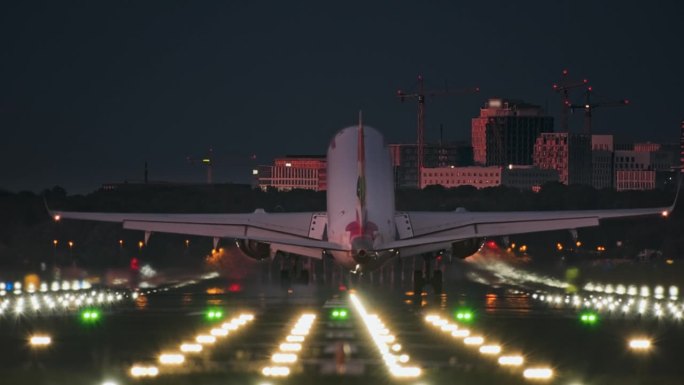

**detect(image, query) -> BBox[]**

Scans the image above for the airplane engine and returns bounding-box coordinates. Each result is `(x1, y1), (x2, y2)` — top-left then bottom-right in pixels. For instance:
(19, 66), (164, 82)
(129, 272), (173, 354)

(450, 238), (484, 259)
(235, 239), (271, 261)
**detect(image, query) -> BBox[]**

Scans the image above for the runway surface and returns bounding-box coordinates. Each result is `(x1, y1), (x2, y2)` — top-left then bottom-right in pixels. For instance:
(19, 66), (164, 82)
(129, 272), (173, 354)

(1, 261), (683, 385)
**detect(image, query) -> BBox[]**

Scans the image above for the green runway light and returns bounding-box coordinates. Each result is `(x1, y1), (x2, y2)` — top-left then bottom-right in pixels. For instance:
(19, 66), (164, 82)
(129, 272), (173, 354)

(80, 309), (101, 323)
(580, 312), (599, 325)
(205, 308), (224, 321)
(455, 308), (475, 323)
(330, 308), (349, 320)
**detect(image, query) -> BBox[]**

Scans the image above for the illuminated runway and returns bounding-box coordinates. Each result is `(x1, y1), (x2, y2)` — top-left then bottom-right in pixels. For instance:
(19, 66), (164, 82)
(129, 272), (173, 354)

(1, 271), (684, 385)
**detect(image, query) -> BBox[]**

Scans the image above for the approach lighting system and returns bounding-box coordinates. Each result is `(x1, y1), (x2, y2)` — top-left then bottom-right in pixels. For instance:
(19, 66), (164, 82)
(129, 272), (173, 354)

(330, 308), (349, 320)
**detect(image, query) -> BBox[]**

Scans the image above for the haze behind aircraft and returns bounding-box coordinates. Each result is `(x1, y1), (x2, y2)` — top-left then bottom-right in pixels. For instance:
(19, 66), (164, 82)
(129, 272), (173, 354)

(51, 115), (677, 290)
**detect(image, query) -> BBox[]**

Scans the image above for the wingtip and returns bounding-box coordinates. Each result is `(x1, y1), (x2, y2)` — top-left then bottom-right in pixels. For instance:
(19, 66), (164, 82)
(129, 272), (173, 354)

(42, 196), (62, 222)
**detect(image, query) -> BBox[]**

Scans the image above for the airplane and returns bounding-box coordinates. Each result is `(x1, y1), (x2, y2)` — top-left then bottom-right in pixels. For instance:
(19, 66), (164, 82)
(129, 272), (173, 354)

(49, 114), (679, 293)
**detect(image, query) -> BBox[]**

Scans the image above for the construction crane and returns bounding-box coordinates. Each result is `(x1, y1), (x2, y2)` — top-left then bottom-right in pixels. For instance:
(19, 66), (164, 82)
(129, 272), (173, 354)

(570, 86), (630, 135)
(552, 69), (589, 132)
(187, 147), (214, 184)
(397, 75), (479, 188)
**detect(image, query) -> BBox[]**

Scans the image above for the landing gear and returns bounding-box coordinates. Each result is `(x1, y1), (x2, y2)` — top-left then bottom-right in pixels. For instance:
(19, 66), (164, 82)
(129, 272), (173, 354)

(413, 253), (444, 296)
(279, 253), (310, 287)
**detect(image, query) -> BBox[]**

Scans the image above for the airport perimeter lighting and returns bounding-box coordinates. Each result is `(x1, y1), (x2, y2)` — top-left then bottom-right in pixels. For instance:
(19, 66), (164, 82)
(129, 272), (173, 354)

(29, 334), (52, 347)
(523, 367), (554, 380)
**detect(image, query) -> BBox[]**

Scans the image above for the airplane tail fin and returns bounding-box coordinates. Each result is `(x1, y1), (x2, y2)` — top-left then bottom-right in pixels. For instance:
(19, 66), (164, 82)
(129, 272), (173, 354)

(356, 111), (367, 232)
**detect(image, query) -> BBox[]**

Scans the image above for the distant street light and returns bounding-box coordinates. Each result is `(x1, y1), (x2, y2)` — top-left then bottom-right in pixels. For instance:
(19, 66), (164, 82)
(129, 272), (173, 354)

(138, 241), (144, 250)
(119, 239), (124, 247)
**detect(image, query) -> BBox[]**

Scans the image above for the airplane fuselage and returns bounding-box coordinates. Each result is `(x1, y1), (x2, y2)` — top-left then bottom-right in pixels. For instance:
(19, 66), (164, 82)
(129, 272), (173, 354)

(326, 126), (397, 270)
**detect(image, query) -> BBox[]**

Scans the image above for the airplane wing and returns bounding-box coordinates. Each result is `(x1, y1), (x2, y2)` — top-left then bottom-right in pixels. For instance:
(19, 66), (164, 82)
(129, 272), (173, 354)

(49, 209), (343, 258)
(386, 202), (676, 253)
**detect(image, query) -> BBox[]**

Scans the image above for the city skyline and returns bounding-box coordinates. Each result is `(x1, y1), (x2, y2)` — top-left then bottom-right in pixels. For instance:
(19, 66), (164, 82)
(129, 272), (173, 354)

(1, 1), (682, 193)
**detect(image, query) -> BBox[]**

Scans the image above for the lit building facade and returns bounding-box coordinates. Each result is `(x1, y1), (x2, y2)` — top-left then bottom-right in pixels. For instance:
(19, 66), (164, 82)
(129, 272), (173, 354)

(421, 166), (502, 189)
(591, 135), (614, 189)
(501, 165), (560, 191)
(472, 98), (553, 166)
(533, 132), (592, 185)
(615, 170), (655, 191)
(256, 155), (326, 191)
(390, 142), (473, 189)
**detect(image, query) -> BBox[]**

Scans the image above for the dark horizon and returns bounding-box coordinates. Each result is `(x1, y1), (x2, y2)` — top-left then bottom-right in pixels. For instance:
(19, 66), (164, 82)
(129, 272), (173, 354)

(2, 1), (682, 194)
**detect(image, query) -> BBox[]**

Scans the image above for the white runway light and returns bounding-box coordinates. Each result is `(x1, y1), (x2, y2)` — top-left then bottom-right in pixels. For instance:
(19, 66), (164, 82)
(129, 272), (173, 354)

(464, 336), (484, 346)
(262, 312), (316, 377)
(130, 365), (159, 377)
(159, 353), (185, 365)
(628, 338), (652, 351)
(523, 367), (554, 380)
(29, 335), (52, 347)
(180, 343), (203, 353)
(498, 355), (524, 366)
(479, 344), (502, 355)
(350, 293), (421, 378)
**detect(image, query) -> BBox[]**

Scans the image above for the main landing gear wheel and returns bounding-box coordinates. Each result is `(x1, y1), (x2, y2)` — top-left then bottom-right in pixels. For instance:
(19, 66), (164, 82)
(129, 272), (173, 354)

(431, 270), (443, 295)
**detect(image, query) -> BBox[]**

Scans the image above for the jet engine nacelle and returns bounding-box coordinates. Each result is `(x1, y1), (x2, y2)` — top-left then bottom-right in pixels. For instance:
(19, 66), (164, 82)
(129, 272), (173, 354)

(450, 238), (484, 259)
(235, 239), (271, 261)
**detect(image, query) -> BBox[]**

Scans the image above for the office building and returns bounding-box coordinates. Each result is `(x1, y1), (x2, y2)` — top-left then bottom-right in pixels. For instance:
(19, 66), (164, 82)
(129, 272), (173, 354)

(472, 98), (554, 166)
(256, 155), (326, 191)
(533, 132), (592, 185)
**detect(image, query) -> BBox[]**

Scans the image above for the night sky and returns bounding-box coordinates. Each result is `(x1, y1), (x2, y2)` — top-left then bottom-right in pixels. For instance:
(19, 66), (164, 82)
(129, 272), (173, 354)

(2, 1), (682, 193)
